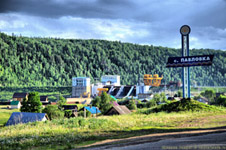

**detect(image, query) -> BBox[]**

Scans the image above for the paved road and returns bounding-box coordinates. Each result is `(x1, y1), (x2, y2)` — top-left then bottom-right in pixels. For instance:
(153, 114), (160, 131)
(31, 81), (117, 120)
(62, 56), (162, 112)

(110, 132), (226, 150)
(82, 131), (226, 150)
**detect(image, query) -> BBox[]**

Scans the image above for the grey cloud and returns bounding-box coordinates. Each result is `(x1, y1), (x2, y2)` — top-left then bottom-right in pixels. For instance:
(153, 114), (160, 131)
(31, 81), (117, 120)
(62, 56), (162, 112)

(1, 0), (226, 30)
(0, 0), (135, 19)
(1, 0), (226, 50)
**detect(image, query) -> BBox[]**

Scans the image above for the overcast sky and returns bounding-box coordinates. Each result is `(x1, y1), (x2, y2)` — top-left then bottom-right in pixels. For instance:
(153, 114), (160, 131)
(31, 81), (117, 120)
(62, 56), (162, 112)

(0, 0), (226, 50)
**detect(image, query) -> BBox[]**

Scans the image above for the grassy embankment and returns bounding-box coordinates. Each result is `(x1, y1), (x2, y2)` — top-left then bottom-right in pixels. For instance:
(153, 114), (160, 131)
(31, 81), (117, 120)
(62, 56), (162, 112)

(1, 100), (226, 150)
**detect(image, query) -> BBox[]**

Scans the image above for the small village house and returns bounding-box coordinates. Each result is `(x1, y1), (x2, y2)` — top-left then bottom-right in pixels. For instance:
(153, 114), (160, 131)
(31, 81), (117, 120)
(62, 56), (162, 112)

(63, 105), (78, 117)
(5, 112), (48, 126)
(197, 96), (209, 104)
(40, 96), (48, 102)
(12, 93), (28, 102)
(10, 101), (21, 109)
(83, 106), (101, 117)
(105, 105), (131, 115)
(40, 96), (50, 106)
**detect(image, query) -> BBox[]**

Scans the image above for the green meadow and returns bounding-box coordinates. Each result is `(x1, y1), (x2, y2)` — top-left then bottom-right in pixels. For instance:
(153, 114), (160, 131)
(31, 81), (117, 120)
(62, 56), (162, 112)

(1, 102), (226, 150)
(0, 106), (19, 127)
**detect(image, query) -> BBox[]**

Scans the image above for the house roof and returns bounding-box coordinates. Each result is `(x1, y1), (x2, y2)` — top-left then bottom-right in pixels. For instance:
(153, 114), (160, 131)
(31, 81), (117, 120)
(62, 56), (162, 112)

(63, 105), (78, 110)
(10, 101), (20, 105)
(84, 106), (101, 114)
(40, 96), (48, 101)
(198, 96), (209, 102)
(13, 93), (28, 98)
(5, 112), (47, 126)
(105, 105), (131, 115)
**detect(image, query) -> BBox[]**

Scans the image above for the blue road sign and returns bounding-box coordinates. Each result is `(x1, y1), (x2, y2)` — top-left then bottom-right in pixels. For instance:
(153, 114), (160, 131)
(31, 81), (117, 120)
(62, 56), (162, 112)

(166, 55), (214, 67)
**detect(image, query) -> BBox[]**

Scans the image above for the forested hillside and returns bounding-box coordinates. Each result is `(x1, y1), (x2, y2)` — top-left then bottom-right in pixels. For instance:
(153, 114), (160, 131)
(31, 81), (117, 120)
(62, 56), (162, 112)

(0, 33), (226, 86)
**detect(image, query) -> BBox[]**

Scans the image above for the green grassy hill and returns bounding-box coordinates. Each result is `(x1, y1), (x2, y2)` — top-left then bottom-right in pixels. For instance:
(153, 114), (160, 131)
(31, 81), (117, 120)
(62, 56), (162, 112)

(152, 99), (224, 113)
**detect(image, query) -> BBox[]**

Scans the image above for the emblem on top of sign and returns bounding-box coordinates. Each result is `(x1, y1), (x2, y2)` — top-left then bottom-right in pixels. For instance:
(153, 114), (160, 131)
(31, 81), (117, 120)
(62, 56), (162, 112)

(180, 25), (191, 36)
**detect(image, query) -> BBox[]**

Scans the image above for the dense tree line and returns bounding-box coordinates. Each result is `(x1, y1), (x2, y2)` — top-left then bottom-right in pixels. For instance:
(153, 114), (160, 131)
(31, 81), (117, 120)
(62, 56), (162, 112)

(0, 33), (226, 86)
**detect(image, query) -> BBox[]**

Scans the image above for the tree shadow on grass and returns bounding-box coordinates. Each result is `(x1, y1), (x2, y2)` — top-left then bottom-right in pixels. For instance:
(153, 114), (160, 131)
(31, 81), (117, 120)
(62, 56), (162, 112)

(1, 126), (226, 150)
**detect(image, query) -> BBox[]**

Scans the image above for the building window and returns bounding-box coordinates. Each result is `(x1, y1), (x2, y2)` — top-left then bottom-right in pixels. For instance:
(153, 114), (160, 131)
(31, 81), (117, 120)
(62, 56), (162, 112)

(76, 79), (83, 86)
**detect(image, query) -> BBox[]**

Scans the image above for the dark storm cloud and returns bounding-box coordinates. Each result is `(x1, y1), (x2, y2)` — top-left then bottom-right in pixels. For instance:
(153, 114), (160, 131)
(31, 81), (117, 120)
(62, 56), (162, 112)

(1, 0), (226, 29)
(190, 0), (226, 29)
(1, 0), (226, 50)
(0, 0), (135, 19)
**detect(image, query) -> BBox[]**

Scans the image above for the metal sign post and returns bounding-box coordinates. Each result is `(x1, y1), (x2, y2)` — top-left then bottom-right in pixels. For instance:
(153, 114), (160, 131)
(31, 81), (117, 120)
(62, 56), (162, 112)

(166, 25), (214, 100)
(180, 25), (191, 99)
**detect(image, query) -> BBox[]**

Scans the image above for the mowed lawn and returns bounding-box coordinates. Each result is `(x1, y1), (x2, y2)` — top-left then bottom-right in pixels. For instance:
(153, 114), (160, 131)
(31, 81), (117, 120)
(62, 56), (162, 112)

(0, 105), (19, 127)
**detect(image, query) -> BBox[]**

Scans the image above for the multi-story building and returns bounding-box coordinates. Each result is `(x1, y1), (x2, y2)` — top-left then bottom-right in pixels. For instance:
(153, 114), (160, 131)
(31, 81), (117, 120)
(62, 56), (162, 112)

(72, 77), (91, 97)
(101, 75), (120, 86)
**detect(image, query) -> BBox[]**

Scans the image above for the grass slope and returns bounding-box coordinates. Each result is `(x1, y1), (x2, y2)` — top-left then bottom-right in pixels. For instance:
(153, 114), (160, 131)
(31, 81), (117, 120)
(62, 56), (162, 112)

(152, 99), (223, 113)
(1, 108), (226, 149)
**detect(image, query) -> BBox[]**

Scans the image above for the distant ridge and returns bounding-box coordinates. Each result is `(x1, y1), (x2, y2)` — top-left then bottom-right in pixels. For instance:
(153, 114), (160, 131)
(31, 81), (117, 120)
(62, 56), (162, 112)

(0, 33), (226, 86)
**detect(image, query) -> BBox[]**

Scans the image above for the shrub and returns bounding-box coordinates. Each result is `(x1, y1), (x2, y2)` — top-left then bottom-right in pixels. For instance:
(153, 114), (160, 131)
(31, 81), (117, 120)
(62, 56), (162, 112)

(42, 105), (64, 120)
(137, 103), (147, 108)
(92, 92), (113, 114)
(57, 95), (66, 111)
(177, 90), (182, 97)
(78, 110), (91, 117)
(216, 95), (226, 107)
(64, 110), (73, 118)
(127, 100), (137, 110)
(146, 100), (157, 108)
(78, 118), (86, 126)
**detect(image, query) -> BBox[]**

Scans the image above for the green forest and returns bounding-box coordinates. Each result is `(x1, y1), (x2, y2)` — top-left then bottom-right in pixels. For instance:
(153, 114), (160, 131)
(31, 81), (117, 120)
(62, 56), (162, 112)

(0, 32), (226, 87)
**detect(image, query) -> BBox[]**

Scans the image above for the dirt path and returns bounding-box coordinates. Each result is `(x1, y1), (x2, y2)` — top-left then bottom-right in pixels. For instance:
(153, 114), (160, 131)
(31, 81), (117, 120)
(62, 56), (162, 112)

(77, 127), (226, 149)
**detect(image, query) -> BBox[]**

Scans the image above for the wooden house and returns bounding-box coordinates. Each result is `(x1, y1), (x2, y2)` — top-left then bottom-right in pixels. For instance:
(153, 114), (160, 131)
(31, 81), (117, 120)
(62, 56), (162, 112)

(12, 93), (28, 102)
(105, 105), (131, 115)
(40, 96), (50, 106)
(40, 96), (48, 102)
(10, 101), (21, 109)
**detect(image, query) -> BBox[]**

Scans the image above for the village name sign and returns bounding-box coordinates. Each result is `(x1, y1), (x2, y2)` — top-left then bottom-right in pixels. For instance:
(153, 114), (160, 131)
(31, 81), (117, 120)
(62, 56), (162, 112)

(166, 25), (214, 99)
(166, 55), (214, 67)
